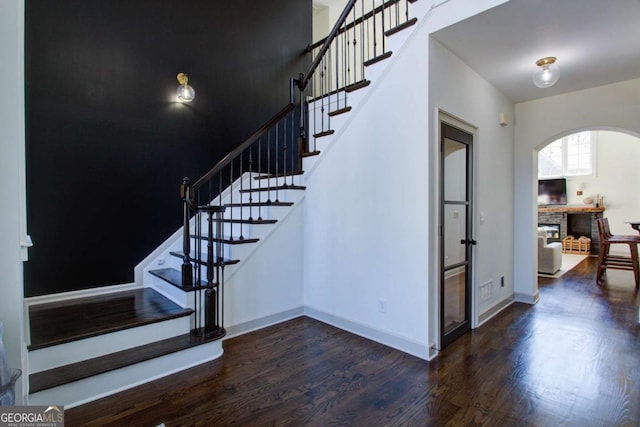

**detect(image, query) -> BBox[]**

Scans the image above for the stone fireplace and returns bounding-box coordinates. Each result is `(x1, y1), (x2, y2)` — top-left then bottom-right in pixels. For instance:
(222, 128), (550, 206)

(537, 206), (605, 254)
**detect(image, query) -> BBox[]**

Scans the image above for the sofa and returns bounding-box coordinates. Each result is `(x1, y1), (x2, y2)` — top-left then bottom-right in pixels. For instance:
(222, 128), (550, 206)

(537, 228), (562, 274)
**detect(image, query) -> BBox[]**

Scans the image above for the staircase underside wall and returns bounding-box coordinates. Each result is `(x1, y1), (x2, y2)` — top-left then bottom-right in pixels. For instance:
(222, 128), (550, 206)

(224, 202), (305, 335)
(301, 0), (513, 358)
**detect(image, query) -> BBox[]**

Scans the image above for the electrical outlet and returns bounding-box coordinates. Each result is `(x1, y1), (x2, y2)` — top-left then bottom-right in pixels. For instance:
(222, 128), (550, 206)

(378, 299), (387, 313)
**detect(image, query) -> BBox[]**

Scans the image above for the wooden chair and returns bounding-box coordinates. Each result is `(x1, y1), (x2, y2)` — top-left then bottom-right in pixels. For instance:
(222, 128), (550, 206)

(596, 217), (640, 288)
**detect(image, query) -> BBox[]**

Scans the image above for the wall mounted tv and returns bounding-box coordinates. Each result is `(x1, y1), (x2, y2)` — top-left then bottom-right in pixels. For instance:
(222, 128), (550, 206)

(538, 178), (567, 205)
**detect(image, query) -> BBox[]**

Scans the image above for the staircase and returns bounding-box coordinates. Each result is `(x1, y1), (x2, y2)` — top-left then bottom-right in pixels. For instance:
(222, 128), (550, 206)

(25, 0), (424, 408)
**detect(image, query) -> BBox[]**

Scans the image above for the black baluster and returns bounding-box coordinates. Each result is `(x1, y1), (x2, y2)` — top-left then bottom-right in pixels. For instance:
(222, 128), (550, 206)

(239, 151), (244, 240)
(343, 21), (347, 104)
(229, 160), (234, 241)
(204, 210), (215, 336)
(405, 0), (409, 24)
(248, 147), (254, 221)
(180, 178), (193, 289)
(275, 121), (280, 203)
(290, 106), (298, 185)
(220, 265), (225, 329)
(267, 129), (272, 203)
(283, 115), (289, 188)
(352, 5), (358, 85)
(258, 137), (262, 220)
(360, 0), (369, 72)
(381, 0), (386, 53)
(216, 209), (224, 330)
(320, 55), (326, 134)
(372, 0), (377, 58)
(335, 29), (339, 108)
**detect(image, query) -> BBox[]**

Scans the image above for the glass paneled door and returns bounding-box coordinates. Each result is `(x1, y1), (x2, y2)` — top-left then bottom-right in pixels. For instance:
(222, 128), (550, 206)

(440, 122), (474, 348)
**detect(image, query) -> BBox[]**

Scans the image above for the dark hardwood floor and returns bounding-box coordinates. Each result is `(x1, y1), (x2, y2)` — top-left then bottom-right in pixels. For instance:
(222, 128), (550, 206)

(66, 257), (640, 426)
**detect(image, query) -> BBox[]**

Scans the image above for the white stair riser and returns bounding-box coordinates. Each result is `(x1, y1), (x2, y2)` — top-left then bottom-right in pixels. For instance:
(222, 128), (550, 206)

(29, 316), (191, 373)
(29, 340), (223, 409)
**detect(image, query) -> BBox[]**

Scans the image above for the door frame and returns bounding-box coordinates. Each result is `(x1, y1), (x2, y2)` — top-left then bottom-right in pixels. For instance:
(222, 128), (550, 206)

(433, 109), (479, 351)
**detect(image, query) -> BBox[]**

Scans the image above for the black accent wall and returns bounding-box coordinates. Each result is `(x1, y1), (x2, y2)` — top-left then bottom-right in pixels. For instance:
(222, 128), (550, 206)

(25, 0), (311, 296)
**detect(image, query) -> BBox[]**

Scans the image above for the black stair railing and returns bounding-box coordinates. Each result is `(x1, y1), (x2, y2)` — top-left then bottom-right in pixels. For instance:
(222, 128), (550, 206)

(299, 0), (418, 147)
(179, 0), (418, 337)
(180, 100), (298, 337)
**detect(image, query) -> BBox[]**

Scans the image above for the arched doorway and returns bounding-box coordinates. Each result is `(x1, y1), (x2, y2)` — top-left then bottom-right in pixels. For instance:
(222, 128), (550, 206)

(533, 129), (640, 282)
(512, 78), (640, 305)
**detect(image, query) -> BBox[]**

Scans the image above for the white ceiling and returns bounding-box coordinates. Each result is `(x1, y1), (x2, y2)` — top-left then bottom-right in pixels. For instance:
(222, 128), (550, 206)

(431, 0), (640, 103)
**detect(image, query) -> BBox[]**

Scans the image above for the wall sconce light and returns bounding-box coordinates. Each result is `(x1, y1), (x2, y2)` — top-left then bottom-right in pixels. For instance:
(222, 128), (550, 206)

(176, 73), (195, 102)
(533, 57), (560, 88)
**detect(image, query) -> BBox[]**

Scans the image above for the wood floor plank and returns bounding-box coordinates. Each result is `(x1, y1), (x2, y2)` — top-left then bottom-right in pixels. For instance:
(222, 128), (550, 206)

(66, 257), (640, 426)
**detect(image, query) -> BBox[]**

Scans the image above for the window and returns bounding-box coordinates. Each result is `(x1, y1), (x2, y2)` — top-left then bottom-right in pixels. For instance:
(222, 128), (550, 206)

(538, 131), (595, 178)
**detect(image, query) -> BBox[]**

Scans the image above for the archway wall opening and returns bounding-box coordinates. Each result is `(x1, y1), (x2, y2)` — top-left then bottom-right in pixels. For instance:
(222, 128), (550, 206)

(513, 78), (640, 303)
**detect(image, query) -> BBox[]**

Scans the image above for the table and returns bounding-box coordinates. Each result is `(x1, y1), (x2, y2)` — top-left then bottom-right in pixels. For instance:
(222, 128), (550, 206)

(625, 220), (640, 233)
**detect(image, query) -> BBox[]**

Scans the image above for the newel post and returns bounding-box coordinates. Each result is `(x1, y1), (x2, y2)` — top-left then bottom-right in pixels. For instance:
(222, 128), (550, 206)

(180, 177), (193, 288)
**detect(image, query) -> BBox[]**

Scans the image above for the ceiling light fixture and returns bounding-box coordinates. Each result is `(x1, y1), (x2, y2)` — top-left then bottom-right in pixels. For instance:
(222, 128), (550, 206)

(176, 73), (195, 102)
(533, 57), (560, 88)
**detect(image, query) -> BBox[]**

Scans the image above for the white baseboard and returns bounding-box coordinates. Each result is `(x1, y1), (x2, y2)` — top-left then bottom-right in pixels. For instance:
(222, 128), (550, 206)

(224, 307), (305, 340)
(477, 296), (514, 327)
(303, 306), (433, 361)
(514, 290), (540, 305)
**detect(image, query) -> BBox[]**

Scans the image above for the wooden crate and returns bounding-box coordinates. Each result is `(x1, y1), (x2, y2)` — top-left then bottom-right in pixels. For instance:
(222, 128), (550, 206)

(562, 235), (591, 255)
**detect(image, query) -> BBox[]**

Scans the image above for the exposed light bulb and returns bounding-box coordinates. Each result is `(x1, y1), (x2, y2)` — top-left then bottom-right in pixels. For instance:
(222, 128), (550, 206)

(176, 73), (195, 102)
(533, 57), (560, 88)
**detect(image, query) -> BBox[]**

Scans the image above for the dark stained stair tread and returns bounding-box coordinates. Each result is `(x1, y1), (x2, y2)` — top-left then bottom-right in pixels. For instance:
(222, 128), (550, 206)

(309, 79), (370, 102)
(254, 171), (304, 180)
(344, 80), (371, 92)
(168, 251), (240, 266)
(328, 106), (352, 116)
(313, 130), (335, 138)
(300, 150), (321, 158)
(28, 288), (193, 351)
(225, 201), (294, 207)
(363, 51), (392, 67)
(149, 268), (207, 291)
(385, 17), (418, 37)
(190, 234), (259, 244)
(240, 184), (306, 193)
(29, 330), (224, 394)
(220, 218), (277, 224)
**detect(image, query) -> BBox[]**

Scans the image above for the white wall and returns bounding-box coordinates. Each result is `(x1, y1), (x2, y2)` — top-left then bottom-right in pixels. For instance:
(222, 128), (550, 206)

(515, 78), (640, 300)
(0, 0), (26, 403)
(429, 39), (515, 324)
(562, 131), (640, 241)
(303, 0), (510, 359)
(224, 203), (305, 333)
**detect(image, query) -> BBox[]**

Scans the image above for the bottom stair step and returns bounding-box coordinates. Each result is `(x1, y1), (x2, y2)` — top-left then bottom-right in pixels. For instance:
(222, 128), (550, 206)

(29, 330), (225, 394)
(28, 288), (193, 350)
(28, 336), (224, 408)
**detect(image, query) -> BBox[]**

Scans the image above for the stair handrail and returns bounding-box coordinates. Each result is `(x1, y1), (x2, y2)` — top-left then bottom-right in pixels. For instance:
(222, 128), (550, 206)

(297, 0), (357, 91)
(179, 0), (418, 336)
